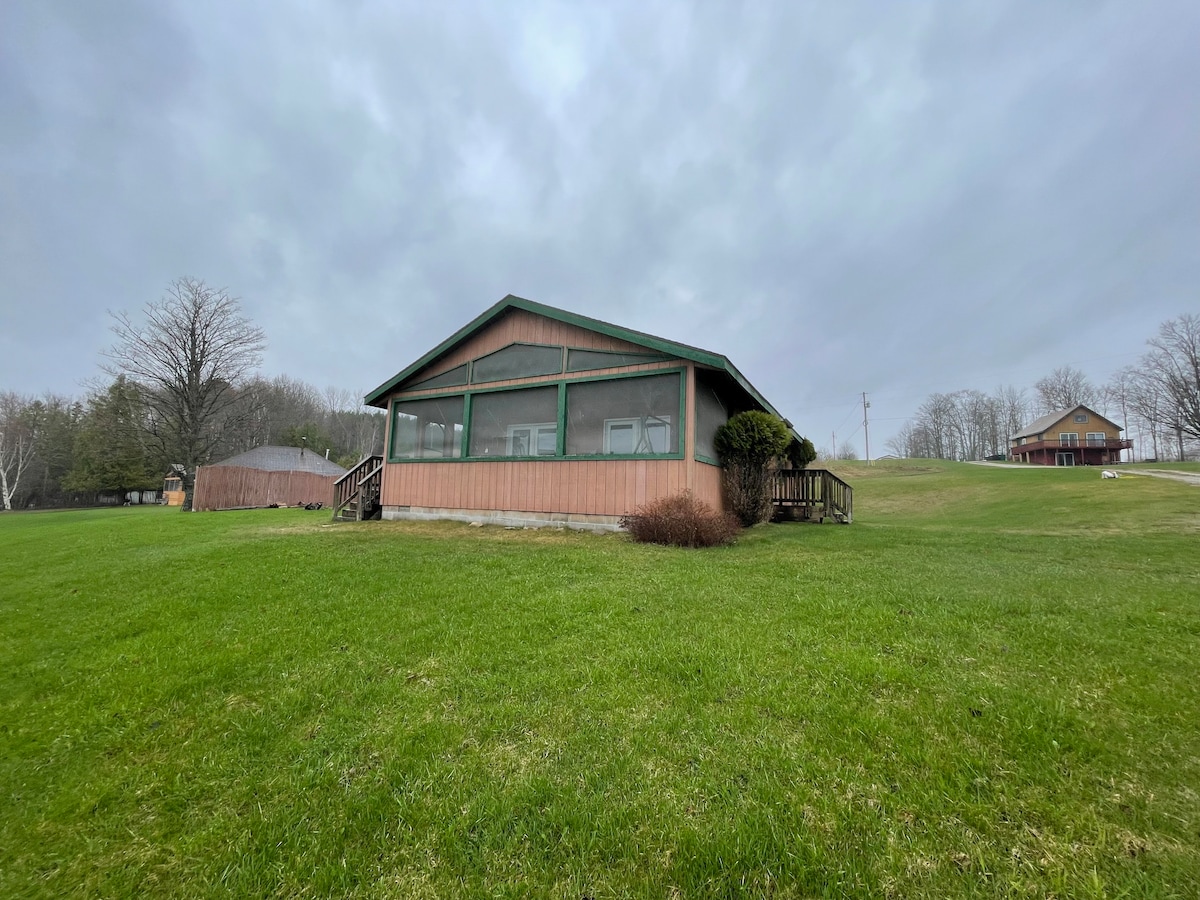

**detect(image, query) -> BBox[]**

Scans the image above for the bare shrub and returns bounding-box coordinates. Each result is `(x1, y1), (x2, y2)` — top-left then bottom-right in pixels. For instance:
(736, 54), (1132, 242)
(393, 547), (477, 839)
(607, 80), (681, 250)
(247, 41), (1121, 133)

(620, 491), (741, 548)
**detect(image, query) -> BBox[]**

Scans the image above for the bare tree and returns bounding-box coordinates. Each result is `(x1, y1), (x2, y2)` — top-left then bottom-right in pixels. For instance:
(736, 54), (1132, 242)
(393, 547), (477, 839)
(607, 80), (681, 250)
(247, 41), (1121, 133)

(994, 385), (1031, 447)
(900, 385), (1031, 461)
(884, 422), (915, 458)
(0, 393), (40, 510)
(836, 439), (859, 460)
(323, 386), (385, 464)
(1103, 368), (1139, 462)
(916, 393), (956, 458)
(1143, 313), (1200, 443)
(106, 278), (266, 508)
(1034, 366), (1097, 414)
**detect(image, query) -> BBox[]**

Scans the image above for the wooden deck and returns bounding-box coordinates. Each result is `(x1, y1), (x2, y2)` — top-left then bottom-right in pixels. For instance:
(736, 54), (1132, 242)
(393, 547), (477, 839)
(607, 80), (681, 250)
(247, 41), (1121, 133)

(772, 468), (853, 523)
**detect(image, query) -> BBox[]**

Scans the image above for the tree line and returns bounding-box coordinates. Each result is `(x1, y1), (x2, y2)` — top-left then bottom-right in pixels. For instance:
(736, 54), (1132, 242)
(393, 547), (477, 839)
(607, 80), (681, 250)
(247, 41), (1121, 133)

(0, 278), (384, 511)
(887, 314), (1200, 462)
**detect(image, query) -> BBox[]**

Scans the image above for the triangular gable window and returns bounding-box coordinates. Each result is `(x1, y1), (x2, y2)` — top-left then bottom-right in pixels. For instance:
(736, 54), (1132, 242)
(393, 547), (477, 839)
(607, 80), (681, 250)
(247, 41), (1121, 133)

(566, 348), (672, 372)
(407, 364), (469, 391)
(471, 343), (563, 384)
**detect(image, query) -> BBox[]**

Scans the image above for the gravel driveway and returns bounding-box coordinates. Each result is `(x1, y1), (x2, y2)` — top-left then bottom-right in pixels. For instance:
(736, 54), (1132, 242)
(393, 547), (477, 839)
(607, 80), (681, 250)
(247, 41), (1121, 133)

(967, 460), (1200, 486)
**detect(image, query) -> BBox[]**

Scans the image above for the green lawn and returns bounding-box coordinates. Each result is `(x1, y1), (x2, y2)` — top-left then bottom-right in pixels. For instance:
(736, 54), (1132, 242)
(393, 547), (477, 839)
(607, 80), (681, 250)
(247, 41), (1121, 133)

(2, 461), (1198, 898)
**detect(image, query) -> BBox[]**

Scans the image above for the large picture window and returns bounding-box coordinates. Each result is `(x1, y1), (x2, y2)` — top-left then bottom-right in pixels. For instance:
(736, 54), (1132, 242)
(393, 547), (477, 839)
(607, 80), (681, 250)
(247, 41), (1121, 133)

(468, 386), (559, 457)
(566, 373), (680, 456)
(391, 396), (464, 459)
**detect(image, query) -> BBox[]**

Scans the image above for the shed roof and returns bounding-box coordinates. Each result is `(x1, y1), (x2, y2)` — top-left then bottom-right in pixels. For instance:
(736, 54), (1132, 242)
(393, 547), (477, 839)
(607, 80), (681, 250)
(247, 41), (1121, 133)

(1011, 405), (1122, 440)
(364, 294), (794, 432)
(209, 445), (348, 475)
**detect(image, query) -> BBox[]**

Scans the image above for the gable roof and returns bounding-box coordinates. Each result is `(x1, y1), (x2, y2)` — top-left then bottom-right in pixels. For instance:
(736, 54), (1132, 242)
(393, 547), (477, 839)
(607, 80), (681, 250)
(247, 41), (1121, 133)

(1011, 405), (1121, 440)
(363, 294), (791, 426)
(209, 445), (348, 476)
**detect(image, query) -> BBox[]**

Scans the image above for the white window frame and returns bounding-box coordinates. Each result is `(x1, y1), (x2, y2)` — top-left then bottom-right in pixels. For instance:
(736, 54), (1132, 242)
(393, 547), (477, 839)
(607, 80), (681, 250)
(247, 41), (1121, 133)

(1058, 432), (1079, 447)
(1085, 432), (1106, 447)
(505, 422), (557, 457)
(422, 422), (445, 457)
(603, 415), (673, 455)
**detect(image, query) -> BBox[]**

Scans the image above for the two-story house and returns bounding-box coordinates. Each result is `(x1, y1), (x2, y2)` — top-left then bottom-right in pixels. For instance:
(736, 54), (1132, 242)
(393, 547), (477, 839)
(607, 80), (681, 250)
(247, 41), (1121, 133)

(1009, 405), (1130, 466)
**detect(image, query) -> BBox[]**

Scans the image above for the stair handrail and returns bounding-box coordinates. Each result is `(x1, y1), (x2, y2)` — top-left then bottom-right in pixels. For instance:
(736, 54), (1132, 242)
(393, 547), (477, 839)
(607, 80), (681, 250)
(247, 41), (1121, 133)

(333, 454), (383, 518)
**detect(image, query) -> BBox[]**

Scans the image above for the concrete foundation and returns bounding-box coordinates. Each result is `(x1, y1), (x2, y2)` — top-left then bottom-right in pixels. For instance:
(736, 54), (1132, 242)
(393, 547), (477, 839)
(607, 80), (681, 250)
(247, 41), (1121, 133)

(381, 505), (623, 532)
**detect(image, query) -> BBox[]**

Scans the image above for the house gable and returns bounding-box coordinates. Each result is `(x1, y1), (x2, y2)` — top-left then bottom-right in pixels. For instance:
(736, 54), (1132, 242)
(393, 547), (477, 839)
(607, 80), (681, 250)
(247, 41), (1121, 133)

(364, 295), (787, 423)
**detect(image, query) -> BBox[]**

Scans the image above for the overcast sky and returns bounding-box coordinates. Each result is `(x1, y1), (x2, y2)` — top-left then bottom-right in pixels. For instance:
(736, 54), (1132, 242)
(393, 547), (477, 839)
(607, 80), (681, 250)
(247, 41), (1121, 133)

(3, 1), (1198, 455)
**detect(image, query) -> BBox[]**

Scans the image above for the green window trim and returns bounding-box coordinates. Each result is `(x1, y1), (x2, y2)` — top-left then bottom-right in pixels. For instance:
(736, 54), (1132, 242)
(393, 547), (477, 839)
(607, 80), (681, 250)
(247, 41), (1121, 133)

(386, 368), (687, 463)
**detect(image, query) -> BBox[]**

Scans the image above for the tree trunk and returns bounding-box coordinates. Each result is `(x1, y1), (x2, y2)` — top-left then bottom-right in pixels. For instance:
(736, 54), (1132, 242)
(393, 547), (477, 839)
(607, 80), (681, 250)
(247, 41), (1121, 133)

(181, 468), (195, 512)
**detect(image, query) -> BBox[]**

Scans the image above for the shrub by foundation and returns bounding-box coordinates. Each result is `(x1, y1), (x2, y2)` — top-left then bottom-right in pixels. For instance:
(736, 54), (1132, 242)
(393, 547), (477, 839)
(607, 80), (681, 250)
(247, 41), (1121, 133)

(714, 411), (792, 527)
(620, 491), (741, 548)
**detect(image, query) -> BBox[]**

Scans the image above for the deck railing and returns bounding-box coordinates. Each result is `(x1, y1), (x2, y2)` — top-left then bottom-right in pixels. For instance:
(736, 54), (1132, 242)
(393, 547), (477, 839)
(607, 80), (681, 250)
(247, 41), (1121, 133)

(333, 454), (384, 520)
(772, 468), (853, 523)
(1011, 438), (1131, 455)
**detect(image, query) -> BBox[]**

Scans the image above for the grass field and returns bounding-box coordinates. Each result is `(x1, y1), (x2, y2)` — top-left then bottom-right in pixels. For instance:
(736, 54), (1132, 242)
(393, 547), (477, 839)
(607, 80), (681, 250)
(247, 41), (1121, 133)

(2, 460), (1198, 898)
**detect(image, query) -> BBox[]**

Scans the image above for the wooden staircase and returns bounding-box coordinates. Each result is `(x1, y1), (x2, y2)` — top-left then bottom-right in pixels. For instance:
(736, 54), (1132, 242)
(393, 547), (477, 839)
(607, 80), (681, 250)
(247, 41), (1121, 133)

(332, 455), (384, 521)
(772, 468), (853, 524)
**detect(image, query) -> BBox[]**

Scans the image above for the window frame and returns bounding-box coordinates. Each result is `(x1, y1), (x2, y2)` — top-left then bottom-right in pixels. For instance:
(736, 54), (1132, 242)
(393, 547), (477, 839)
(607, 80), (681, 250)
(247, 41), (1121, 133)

(388, 394), (466, 462)
(602, 415), (673, 455)
(506, 422), (559, 457)
(1058, 432), (1079, 447)
(385, 367), (688, 463)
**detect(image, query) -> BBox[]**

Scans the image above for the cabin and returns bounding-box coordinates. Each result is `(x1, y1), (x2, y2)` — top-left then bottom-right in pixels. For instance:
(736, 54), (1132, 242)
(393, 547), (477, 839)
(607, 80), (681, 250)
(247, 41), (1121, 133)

(336, 295), (850, 529)
(193, 445), (348, 511)
(1009, 405), (1131, 466)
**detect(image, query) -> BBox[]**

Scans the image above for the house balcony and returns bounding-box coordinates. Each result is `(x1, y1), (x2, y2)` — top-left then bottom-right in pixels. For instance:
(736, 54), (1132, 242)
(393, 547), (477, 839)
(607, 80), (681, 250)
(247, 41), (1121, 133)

(1009, 438), (1131, 457)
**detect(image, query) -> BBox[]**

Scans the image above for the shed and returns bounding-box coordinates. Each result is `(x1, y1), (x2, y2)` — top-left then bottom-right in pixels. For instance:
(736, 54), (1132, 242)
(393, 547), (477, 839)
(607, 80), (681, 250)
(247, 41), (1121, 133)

(193, 446), (348, 511)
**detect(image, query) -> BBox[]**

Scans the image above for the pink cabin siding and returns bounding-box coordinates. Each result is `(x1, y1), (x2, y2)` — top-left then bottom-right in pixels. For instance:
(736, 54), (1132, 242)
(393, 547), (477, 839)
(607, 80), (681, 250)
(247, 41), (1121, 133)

(380, 458), (702, 518)
(693, 461), (724, 510)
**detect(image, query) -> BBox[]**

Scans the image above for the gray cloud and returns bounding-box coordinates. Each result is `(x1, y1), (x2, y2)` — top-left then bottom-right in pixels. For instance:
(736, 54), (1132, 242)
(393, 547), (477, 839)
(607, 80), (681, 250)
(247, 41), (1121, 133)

(3, 1), (1198, 452)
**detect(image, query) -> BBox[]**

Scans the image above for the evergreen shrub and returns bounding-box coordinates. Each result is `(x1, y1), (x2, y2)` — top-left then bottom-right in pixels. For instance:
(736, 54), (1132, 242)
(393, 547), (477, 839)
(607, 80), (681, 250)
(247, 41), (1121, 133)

(714, 411), (792, 526)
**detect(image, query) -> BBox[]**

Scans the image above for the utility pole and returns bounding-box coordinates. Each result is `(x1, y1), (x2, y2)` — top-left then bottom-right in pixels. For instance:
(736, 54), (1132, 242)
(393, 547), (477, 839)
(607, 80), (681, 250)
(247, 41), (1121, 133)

(862, 392), (871, 465)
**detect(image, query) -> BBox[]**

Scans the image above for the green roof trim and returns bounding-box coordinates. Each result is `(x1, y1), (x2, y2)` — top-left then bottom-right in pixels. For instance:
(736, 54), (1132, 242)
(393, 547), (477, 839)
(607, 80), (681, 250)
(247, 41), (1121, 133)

(363, 295), (791, 430)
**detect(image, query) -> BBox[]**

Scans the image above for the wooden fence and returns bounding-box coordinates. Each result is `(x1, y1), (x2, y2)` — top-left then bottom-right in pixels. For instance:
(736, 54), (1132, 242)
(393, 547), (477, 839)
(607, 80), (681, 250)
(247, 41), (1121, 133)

(192, 466), (340, 511)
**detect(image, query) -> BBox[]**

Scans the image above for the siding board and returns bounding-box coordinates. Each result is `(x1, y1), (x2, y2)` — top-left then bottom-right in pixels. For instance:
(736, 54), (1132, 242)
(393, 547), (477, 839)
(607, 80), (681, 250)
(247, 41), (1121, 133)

(380, 459), (692, 519)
